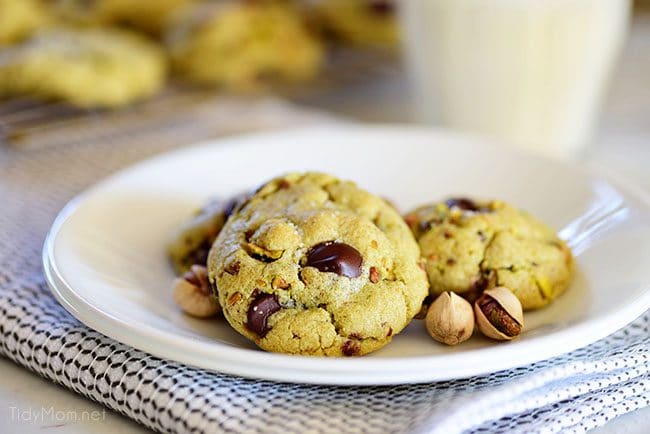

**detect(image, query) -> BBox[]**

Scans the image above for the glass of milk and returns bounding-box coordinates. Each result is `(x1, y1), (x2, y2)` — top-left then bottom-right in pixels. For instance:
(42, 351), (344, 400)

(400, 0), (631, 159)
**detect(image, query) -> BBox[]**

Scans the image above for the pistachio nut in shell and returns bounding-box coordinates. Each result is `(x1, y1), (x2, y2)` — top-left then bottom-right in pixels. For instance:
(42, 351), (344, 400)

(474, 287), (524, 341)
(425, 292), (474, 345)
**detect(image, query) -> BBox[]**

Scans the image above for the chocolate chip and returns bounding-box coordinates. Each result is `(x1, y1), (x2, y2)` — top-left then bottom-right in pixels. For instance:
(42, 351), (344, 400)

(305, 241), (362, 278)
(419, 220), (432, 233)
(368, 0), (394, 15)
(246, 293), (281, 337)
(445, 198), (479, 211)
(278, 179), (291, 189)
(182, 238), (212, 269)
(445, 198), (494, 213)
(223, 198), (240, 219)
(386, 327), (393, 337)
(342, 340), (360, 356)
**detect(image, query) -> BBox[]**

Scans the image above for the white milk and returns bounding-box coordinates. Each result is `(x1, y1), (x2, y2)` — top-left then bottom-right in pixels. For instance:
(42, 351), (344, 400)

(400, 0), (631, 158)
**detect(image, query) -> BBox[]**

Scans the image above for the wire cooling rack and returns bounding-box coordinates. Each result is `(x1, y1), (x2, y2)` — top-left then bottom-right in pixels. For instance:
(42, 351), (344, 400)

(0, 49), (398, 149)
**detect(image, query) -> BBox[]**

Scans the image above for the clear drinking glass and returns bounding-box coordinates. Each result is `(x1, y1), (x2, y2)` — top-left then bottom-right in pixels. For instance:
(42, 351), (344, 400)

(400, 0), (631, 159)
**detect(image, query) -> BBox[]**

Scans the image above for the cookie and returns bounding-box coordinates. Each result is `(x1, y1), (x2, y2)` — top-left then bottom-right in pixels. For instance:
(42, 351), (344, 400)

(311, 0), (399, 48)
(50, 0), (193, 35)
(166, 1), (323, 89)
(0, 0), (49, 45)
(0, 28), (167, 108)
(167, 196), (246, 275)
(405, 198), (574, 310)
(208, 173), (428, 356)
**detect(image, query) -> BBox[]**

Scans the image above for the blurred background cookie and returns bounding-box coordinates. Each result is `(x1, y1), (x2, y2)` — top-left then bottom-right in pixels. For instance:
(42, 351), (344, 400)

(0, 28), (167, 108)
(166, 1), (324, 90)
(49, 0), (195, 35)
(0, 0), (50, 45)
(310, 0), (399, 49)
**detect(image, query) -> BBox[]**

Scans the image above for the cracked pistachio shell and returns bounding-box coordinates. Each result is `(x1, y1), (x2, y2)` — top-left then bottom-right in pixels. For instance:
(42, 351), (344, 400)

(425, 292), (474, 345)
(173, 278), (221, 318)
(474, 287), (524, 341)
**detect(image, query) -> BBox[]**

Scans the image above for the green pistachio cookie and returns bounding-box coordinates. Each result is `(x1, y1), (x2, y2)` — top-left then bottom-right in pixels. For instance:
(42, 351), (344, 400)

(0, 0), (49, 45)
(50, 0), (194, 35)
(405, 198), (574, 310)
(167, 195), (247, 275)
(311, 0), (399, 48)
(208, 173), (428, 356)
(166, 1), (323, 89)
(0, 28), (167, 108)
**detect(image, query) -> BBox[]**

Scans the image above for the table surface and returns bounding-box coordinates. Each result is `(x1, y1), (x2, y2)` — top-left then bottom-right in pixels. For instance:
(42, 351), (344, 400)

(1, 14), (649, 434)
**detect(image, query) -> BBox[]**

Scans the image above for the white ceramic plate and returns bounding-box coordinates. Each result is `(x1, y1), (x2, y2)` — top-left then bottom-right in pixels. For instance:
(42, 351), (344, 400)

(44, 126), (650, 385)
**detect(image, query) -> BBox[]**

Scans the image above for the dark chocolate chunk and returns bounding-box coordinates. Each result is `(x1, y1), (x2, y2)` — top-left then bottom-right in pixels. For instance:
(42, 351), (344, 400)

(223, 198), (239, 219)
(305, 241), (362, 278)
(445, 198), (480, 211)
(368, 0), (394, 15)
(246, 293), (281, 337)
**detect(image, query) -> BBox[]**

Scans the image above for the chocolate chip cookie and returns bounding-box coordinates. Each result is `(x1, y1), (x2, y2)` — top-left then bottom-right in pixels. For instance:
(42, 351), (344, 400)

(166, 2), (324, 89)
(405, 198), (574, 310)
(167, 195), (247, 275)
(0, 0), (48, 45)
(0, 28), (167, 108)
(311, 0), (399, 48)
(50, 0), (192, 35)
(208, 173), (428, 356)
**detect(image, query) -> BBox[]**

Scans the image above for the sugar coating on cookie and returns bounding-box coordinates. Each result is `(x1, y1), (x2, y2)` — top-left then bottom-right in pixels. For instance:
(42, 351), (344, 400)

(405, 198), (574, 310)
(208, 173), (428, 356)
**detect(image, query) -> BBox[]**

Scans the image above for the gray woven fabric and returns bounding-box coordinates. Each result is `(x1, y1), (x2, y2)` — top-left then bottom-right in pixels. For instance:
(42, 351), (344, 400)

(0, 101), (648, 433)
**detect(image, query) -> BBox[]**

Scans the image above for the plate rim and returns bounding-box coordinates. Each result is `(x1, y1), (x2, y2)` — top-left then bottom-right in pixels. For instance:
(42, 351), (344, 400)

(43, 125), (650, 385)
